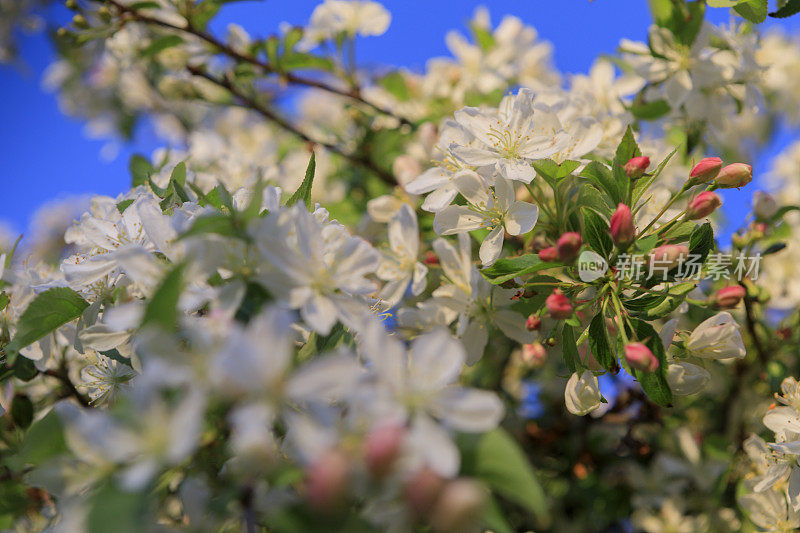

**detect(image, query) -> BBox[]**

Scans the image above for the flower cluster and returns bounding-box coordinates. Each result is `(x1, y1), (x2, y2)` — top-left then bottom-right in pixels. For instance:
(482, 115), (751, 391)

(4, 0), (800, 531)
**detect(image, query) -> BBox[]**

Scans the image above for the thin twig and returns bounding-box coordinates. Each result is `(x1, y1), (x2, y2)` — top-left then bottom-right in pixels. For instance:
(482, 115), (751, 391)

(42, 368), (91, 407)
(101, 0), (412, 126)
(187, 65), (395, 185)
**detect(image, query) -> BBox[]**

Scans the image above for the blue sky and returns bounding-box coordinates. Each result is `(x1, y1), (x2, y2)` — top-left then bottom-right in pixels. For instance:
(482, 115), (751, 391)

(1, 0), (799, 238)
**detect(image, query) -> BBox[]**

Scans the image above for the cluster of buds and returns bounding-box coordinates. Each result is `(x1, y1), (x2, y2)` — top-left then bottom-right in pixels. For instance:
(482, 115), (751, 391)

(404, 470), (487, 532)
(538, 232), (582, 262)
(689, 157), (752, 189)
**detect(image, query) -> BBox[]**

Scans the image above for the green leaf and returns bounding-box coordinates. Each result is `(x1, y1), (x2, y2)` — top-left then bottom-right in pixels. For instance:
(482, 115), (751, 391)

(286, 153), (316, 209)
(615, 125), (642, 163)
(640, 282), (697, 319)
(10, 395), (34, 428)
(7, 409), (68, 470)
(735, 0), (768, 22)
(170, 161), (186, 186)
(88, 482), (151, 533)
(561, 324), (580, 373)
(0, 291), (8, 312)
(116, 199), (134, 214)
(708, 0), (740, 6)
(129, 154), (154, 188)
(141, 264), (185, 331)
(580, 160), (621, 205)
(8, 288), (89, 354)
(140, 35), (184, 57)
(626, 319), (672, 406)
(770, 0), (800, 18)
(233, 281), (272, 324)
(179, 213), (243, 240)
(13, 355), (37, 382)
(379, 72), (410, 101)
(483, 496), (514, 533)
(630, 99), (671, 120)
(297, 323), (351, 362)
(479, 254), (561, 285)
(581, 207), (613, 258)
(689, 222), (715, 263)
(588, 313), (617, 372)
(466, 428), (550, 526)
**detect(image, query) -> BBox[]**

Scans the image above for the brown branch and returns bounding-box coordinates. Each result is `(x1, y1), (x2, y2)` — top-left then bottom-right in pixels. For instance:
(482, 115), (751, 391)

(101, 0), (412, 126)
(187, 64), (395, 185)
(739, 280), (769, 366)
(42, 368), (90, 407)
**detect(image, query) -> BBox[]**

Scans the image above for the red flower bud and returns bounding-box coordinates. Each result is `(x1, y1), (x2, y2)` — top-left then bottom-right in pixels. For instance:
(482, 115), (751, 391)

(525, 314), (542, 331)
(624, 342), (659, 372)
(689, 157), (722, 183)
(404, 468), (445, 516)
(430, 479), (487, 533)
(364, 424), (405, 478)
(714, 285), (746, 309)
(546, 290), (573, 320)
(423, 250), (439, 265)
(649, 244), (689, 270)
(557, 232), (582, 262)
(624, 156), (650, 179)
(522, 342), (547, 366)
(538, 246), (559, 262)
(610, 203), (635, 248)
(306, 449), (351, 511)
(714, 163), (753, 189)
(686, 191), (722, 220)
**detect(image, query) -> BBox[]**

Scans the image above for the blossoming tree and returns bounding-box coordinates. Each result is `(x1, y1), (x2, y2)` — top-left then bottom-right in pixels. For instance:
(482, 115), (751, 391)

(3, 0), (800, 531)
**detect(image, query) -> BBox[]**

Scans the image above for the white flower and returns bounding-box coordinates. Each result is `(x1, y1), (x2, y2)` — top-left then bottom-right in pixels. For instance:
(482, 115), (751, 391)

(564, 370), (602, 416)
(252, 204), (379, 335)
(433, 171), (538, 265)
(299, 0), (391, 50)
(685, 312), (746, 360)
(666, 362), (711, 396)
(357, 320), (504, 476)
(376, 204), (428, 306)
(404, 120), (476, 213)
(738, 478), (800, 532)
(449, 88), (572, 183)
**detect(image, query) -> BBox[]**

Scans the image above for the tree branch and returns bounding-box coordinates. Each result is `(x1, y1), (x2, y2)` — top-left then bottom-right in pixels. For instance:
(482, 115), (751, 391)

(101, 0), (413, 126)
(187, 64), (395, 185)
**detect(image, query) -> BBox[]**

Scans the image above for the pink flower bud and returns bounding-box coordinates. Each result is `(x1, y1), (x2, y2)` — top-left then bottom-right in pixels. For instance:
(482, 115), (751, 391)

(546, 290), (573, 320)
(404, 468), (445, 516)
(423, 250), (439, 265)
(714, 285), (746, 309)
(624, 342), (659, 372)
(430, 479), (487, 533)
(525, 314), (542, 331)
(610, 203), (635, 248)
(538, 246), (559, 262)
(689, 157), (722, 183)
(557, 232), (582, 261)
(624, 156), (650, 179)
(714, 163), (753, 189)
(306, 449), (351, 511)
(364, 424), (405, 478)
(686, 191), (722, 220)
(649, 244), (689, 270)
(522, 342), (547, 366)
